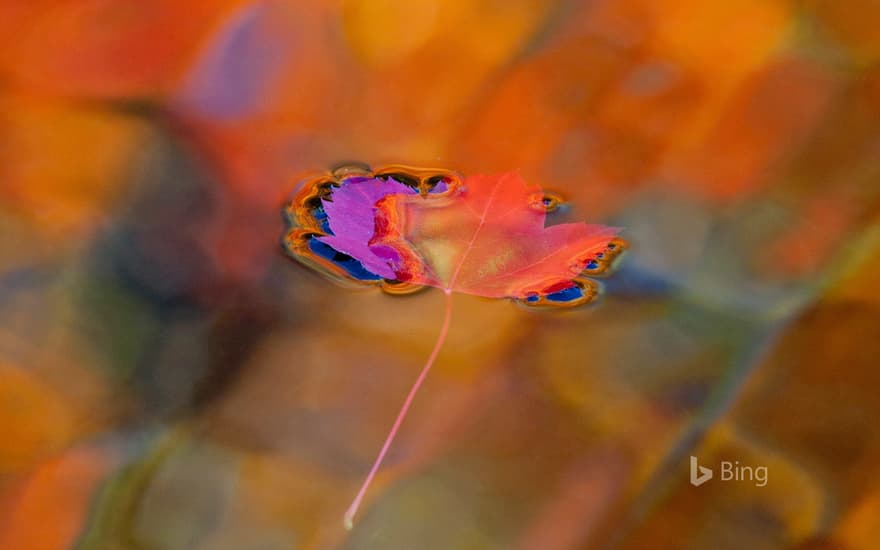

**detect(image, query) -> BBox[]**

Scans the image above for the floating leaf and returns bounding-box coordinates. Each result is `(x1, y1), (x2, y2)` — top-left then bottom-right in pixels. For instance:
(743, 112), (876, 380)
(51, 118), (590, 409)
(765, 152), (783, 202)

(372, 171), (621, 299)
(281, 165), (625, 528)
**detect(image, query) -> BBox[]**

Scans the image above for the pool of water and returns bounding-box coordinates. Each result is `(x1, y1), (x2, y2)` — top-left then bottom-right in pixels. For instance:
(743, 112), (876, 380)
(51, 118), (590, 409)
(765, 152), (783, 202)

(1, 2), (879, 549)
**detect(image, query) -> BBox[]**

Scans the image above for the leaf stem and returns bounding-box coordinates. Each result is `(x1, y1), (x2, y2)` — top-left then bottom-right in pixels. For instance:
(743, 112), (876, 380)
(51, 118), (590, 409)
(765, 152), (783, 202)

(344, 289), (454, 530)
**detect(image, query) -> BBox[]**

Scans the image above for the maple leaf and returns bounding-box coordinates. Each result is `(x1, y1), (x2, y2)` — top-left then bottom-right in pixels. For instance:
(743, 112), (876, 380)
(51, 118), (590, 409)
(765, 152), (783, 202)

(371, 171), (620, 298)
(283, 167), (623, 530)
(321, 170), (623, 529)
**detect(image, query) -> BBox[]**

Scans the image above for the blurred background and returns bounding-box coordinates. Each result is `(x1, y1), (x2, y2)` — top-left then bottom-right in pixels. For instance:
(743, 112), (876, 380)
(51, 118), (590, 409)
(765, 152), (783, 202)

(1, 1), (879, 548)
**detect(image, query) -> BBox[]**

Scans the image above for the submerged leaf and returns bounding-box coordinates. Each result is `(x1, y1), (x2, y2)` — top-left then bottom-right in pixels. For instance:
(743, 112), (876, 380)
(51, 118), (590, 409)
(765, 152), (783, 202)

(317, 176), (415, 279)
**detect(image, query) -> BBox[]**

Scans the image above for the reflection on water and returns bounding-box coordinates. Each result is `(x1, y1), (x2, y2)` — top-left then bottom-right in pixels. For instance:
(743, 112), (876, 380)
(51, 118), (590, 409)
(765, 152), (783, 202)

(1, 1), (879, 549)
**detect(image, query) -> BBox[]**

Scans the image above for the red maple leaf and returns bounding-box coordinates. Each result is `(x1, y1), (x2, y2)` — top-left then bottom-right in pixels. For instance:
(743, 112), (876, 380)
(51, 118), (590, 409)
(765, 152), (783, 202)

(339, 171), (622, 529)
(372, 171), (619, 298)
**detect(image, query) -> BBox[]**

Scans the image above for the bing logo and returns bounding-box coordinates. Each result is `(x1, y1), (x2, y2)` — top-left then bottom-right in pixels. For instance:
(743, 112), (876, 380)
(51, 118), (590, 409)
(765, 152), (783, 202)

(690, 455), (713, 486)
(690, 456), (767, 487)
